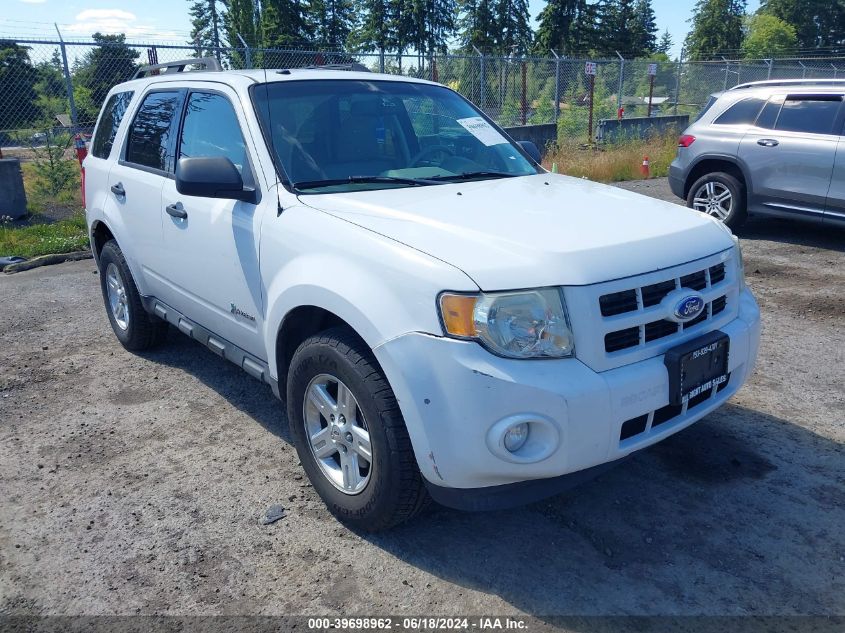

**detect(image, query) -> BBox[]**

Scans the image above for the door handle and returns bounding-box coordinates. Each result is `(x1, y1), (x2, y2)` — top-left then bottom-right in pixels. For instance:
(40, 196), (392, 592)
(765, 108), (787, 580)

(757, 138), (779, 147)
(166, 203), (188, 219)
(110, 182), (125, 196)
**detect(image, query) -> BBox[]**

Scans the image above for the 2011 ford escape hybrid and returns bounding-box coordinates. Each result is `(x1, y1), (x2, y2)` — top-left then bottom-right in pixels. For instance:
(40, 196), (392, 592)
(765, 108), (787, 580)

(84, 59), (761, 530)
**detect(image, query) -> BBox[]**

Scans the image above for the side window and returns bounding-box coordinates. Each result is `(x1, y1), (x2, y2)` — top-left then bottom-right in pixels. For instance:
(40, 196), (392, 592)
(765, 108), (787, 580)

(92, 91), (134, 159)
(179, 92), (248, 174)
(754, 96), (784, 129)
(125, 91), (184, 172)
(774, 96), (842, 135)
(713, 98), (766, 125)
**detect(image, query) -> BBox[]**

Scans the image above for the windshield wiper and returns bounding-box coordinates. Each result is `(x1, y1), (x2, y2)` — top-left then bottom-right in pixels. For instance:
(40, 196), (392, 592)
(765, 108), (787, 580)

(430, 171), (518, 182)
(293, 175), (439, 191)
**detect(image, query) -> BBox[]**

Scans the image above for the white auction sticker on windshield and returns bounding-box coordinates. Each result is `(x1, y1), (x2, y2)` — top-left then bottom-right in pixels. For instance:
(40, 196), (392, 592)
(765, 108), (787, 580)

(456, 117), (509, 146)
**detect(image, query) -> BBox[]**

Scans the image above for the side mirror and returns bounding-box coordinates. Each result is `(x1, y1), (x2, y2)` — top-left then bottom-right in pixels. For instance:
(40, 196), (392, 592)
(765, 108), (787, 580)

(176, 156), (257, 203)
(518, 140), (542, 164)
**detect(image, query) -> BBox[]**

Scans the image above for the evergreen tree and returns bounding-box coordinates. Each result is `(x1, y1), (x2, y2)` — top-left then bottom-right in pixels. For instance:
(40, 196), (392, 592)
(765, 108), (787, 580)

(685, 0), (746, 60)
(351, 0), (392, 53)
(260, 0), (310, 48)
(309, 0), (355, 47)
(534, 0), (579, 55)
(495, 0), (532, 54)
(0, 40), (40, 130)
(224, 0), (259, 55)
(570, 0), (599, 55)
(758, 0), (845, 49)
(457, 0), (498, 51)
(632, 0), (658, 55)
(656, 28), (673, 54)
(72, 33), (140, 121)
(188, 0), (224, 61)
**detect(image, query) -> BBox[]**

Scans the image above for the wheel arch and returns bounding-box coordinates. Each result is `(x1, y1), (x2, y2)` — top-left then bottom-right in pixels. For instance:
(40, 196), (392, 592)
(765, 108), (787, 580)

(684, 156), (751, 200)
(90, 219), (116, 264)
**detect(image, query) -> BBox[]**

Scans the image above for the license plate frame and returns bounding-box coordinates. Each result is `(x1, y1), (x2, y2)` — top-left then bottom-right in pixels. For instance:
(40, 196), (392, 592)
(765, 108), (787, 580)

(664, 331), (730, 406)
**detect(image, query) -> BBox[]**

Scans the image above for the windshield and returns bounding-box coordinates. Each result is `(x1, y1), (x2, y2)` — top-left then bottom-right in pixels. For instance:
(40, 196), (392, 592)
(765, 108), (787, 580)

(251, 79), (539, 193)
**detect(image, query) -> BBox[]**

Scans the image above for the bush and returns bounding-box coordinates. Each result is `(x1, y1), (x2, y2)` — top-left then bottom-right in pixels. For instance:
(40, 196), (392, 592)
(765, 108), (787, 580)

(544, 134), (678, 183)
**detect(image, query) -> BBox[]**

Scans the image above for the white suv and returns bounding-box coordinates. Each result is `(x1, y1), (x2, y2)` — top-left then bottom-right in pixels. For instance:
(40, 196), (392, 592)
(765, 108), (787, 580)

(84, 60), (761, 530)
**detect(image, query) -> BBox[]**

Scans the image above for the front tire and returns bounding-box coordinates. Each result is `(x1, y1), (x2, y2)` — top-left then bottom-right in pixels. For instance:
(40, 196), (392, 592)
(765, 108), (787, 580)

(287, 327), (429, 531)
(687, 171), (748, 229)
(98, 240), (168, 351)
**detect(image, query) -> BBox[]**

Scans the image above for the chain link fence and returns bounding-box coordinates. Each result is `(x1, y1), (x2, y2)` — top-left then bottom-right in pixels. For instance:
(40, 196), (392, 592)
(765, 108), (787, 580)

(4, 36), (845, 147)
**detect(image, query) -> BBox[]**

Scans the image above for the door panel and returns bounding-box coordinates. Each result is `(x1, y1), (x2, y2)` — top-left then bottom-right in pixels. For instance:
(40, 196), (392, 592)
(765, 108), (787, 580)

(739, 130), (835, 220)
(824, 137), (845, 226)
(158, 86), (267, 358)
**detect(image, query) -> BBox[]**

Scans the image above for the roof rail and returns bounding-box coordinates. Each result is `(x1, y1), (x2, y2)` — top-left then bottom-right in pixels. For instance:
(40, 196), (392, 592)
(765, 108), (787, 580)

(132, 57), (221, 79)
(276, 62), (370, 74)
(730, 78), (845, 90)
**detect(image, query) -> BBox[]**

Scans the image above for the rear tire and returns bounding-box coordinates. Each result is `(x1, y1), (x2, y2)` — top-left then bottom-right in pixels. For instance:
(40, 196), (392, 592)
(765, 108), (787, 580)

(98, 240), (168, 351)
(287, 326), (429, 531)
(687, 172), (748, 230)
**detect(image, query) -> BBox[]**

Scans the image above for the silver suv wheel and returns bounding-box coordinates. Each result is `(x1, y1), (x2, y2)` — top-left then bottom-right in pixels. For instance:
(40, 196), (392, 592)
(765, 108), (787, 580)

(303, 373), (373, 495)
(105, 262), (130, 331)
(692, 181), (733, 221)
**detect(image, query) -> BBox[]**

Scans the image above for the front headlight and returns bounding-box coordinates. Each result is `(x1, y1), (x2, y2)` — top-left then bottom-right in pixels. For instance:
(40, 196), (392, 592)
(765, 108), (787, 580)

(732, 235), (746, 291)
(439, 288), (574, 359)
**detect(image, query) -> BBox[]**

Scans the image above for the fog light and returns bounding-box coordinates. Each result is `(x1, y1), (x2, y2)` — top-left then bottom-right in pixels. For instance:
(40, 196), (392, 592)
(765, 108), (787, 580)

(503, 423), (529, 452)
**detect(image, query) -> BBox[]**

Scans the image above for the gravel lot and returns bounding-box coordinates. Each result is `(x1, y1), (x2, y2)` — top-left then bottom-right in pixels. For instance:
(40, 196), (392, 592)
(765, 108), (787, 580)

(1, 178), (843, 626)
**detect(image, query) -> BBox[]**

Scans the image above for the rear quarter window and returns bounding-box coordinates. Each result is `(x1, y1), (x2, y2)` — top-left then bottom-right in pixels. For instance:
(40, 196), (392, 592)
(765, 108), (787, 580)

(92, 91), (134, 159)
(713, 98), (766, 125)
(124, 91), (185, 173)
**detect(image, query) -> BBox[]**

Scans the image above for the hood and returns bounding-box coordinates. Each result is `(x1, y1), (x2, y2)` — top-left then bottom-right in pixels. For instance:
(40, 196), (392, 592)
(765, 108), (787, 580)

(299, 173), (734, 290)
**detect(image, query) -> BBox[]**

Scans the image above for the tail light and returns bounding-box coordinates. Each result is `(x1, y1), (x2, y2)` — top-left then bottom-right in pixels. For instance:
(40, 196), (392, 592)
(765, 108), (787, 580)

(81, 166), (86, 209)
(678, 134), (696, 148)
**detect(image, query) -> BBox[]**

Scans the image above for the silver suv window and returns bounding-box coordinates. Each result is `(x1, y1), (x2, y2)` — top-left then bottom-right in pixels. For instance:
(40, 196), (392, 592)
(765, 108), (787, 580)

(713, 98), (766, 125)
(774, 95), (842, 135)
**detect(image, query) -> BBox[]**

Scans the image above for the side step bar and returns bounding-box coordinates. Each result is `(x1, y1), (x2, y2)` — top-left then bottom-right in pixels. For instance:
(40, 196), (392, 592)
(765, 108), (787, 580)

(143, 296), (281, 399)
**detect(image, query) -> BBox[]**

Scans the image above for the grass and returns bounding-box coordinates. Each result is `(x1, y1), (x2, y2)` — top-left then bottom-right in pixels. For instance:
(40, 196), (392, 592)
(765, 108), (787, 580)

(543, 134), (679, 183)
(1, 161), (88, 259)
(0, 214), (89, 258)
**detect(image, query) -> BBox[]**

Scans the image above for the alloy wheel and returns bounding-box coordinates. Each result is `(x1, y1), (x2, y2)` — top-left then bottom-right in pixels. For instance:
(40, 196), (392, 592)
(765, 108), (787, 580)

(692, 181), (733, 221)
(105, 263), (130, 331)
(303, 373), (373, 495)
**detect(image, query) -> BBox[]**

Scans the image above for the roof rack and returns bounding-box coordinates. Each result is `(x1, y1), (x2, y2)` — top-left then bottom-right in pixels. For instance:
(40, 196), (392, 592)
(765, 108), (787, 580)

(730, 78), (845, 90)
(276, 62), (370, 74)
(132, 57), (222, 80)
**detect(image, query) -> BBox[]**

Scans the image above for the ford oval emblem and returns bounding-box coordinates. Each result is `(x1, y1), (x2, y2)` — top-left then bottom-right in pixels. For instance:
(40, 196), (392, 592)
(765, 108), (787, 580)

(673, 295), (705, 321)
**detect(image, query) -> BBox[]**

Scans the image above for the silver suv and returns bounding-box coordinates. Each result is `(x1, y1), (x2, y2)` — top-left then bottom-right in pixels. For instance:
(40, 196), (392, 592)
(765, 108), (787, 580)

(669, 79), (845, 229)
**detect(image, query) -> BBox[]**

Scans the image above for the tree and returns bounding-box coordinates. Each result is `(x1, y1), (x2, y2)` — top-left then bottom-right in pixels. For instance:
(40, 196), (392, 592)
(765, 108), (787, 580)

(34, 50), (68, 122)
(188, 0), (225, 61)
(495, 0), (532, 54)
(685, 0), (746, 60)
(758, 0), (845, 49)
(0, 41), (40, 131)
(632, 0), (658, 55)
(656, 28), (673, 54)
(224, 0), (259, 53)
(742, 13), (797, 58)
(570, 0), (599, 55)
(534, 0), (579, 55)
(351, 0), (392, 52)
(72, 33), (140, 122)
(457, 0), (498, 51)
(309, 0), (355, 47)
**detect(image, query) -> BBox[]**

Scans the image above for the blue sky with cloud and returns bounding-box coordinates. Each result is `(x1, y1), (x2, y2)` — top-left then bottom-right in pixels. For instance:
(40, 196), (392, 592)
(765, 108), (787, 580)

(2, 0), (760, 58)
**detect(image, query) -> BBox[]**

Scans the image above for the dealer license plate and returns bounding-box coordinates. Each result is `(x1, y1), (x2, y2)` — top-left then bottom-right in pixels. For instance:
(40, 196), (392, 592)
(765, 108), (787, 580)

(664, 331), (729, 406)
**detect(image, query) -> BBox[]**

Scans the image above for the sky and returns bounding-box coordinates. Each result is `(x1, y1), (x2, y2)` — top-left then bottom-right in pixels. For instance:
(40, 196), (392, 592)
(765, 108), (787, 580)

(0, 0), (762, 60)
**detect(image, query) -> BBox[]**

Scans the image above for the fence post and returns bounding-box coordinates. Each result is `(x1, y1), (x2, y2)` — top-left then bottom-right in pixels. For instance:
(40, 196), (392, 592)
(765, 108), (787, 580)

(722, 57), (729, 91)
(551, 50), (560, 123)
(54, 24), (78, 130)
(798, 61), (807, 78)
(673, 46), (683, 115)
(766, 58), (773, 79)
(237, 33), (251, 69)
(615, 51), (625, 112)
(520, 59), (527, 125)
(379, 49), (385, 73)
(832, 62), (839, 79)
(473, 45), (485, 112)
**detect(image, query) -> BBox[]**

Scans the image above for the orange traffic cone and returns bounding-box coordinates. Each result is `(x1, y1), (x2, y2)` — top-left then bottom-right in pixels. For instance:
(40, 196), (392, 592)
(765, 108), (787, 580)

(640, 155), (650, 179)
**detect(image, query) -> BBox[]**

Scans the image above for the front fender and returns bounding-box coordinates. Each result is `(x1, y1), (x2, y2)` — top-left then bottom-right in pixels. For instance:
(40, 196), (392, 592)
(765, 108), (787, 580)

(260, 205), (476, 380)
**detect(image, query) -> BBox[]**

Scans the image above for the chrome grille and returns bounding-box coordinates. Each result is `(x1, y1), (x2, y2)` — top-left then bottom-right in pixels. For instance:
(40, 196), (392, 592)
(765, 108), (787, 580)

(563, 250), (739, 373)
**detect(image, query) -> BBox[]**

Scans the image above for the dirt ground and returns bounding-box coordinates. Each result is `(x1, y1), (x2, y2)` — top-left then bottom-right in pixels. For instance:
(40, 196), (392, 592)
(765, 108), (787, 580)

(0, 179), (843, 627)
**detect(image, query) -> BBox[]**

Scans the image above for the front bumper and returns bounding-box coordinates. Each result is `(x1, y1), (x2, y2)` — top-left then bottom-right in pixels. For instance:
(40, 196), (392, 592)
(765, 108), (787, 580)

(373, 288), (761, 505)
